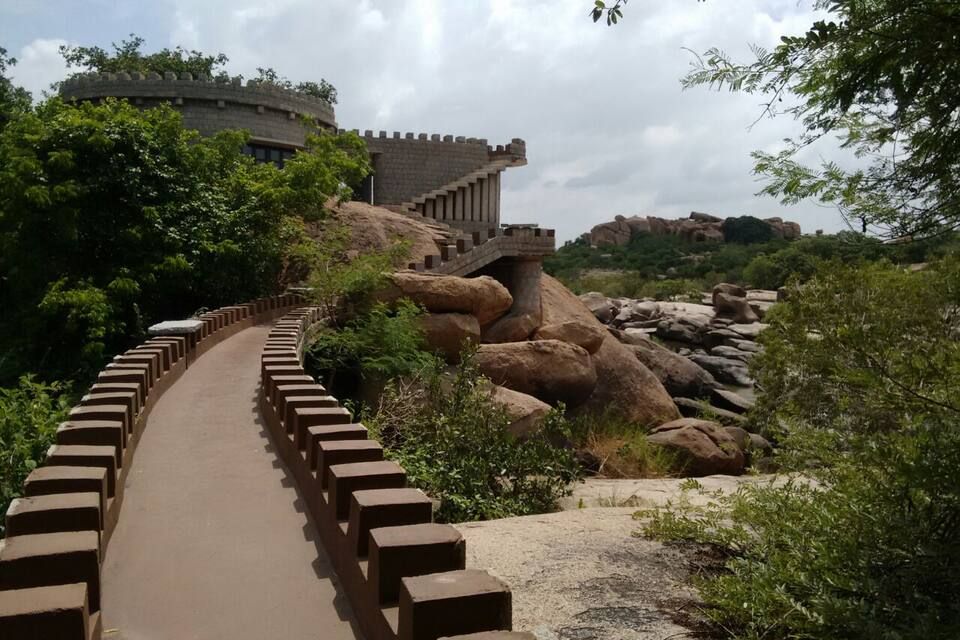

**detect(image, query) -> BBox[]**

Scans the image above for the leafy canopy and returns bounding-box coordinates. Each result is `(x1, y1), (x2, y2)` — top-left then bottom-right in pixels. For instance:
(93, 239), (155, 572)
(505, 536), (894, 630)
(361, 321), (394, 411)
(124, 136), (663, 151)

(683, 1), (960, 238)
(60, 35), (338, 104)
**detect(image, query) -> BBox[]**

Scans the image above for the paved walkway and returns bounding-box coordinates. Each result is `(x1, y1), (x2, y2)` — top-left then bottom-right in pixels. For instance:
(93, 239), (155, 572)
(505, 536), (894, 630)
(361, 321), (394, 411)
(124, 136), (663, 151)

(101, 326), (361, 640)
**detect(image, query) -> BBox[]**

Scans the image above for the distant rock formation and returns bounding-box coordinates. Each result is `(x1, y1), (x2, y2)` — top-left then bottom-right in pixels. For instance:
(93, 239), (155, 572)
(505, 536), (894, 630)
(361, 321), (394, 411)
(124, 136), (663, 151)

(585, 212), (801, 248)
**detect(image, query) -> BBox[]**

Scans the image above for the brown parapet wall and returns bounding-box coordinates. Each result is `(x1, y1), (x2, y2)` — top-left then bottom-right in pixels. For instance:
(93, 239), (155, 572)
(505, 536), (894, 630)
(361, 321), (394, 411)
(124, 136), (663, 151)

(0, 293), (306, 639)
(258, 310), (518, 640)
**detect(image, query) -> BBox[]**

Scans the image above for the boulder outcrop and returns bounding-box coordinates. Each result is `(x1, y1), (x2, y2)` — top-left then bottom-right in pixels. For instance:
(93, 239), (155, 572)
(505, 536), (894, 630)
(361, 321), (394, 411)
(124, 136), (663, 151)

(647, 418), (746, 476)
(419, 313), (480, 362)
(628, 339), (717, 399)
(475, 340), (597, 406)
(534, 321), (606, 354)
(542, 275), (681, 425)
(587, 212), (801, 248)
(488, 384), (552, 439)
(380, 272), (513, 326)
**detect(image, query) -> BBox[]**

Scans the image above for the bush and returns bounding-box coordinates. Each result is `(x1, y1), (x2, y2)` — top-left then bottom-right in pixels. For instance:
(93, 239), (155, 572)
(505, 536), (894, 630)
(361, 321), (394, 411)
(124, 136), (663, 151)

(566, 411), (675, 478)
(364, 354), (581, 522)
(0, 376), (73, 536)
(638, 259), (960, 639)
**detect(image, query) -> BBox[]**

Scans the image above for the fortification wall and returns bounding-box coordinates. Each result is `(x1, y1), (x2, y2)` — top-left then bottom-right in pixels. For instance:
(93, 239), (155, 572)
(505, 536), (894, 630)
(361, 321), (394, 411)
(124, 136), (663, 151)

(351, 130), (526, 205)
(60, 72), (336, 147)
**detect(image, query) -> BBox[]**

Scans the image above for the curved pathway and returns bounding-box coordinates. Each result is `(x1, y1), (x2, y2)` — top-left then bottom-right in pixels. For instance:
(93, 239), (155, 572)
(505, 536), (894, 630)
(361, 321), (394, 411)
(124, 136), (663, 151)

(100, 325), (361, 640)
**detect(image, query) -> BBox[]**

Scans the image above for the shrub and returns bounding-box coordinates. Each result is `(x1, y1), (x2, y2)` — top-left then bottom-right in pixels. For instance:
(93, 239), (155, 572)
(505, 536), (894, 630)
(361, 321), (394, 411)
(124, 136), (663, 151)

(364, 354), (581, 522)
(720, 215), (776, 244)
(566, 411), (675, 478)
(638, 259), (960, 639)
(0, 376), (74, 536)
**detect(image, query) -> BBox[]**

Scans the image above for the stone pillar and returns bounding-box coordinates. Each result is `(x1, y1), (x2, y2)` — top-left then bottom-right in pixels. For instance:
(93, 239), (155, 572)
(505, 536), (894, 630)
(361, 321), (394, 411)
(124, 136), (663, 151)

(491, 172), (501, 228)
(464, 184), (474, 221)
(480, 258), (544, 343)
(425, 199), (435, 221)
(473, 180), (483, 222)
(444, 193), (454, 221)
(455, 187), (466, 221)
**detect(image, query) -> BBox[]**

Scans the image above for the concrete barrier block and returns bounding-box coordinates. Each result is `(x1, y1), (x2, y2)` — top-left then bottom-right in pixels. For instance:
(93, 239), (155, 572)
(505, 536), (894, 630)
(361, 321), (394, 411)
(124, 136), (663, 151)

(328, 460), (406, 520)
(398, 570), (511, 640)
(78, 394), (136, 435)
(307, 424), (368, 470)
(113, 352), (160, 383)
(273, 383), (328, 411)
(95, 370), (146, 406)
(262, 357), (302, 377)
(129, 345), (171, 371)
(347, 488), (432, 557)
(45, 445), (118, 497)
(56, 422), (123, 466)
(317, 440), (383, 489)
(0, 531), (101, 611)
(104, 363), (152, 391)
(0, 583), (97, 640)
(24, 467), (108, 526)
(148, 336), (185, 360)
(283, 396), (339, 433)
(291, 406), (352, 451)
(369, 523), (465, 604)
(266, 374), (315, 403)
(5, 493), (102, 539)
(87, 384), (141, 416)
(68, 405), (130, 439)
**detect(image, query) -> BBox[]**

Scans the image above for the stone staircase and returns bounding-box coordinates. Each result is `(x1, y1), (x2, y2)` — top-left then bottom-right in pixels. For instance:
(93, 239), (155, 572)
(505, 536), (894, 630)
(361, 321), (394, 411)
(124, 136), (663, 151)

(407, 225), (556, 278)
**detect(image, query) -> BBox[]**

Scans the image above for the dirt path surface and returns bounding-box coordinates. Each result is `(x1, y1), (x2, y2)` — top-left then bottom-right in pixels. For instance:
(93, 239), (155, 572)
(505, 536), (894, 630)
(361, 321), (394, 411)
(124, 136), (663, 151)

(100, 325), (360, 640)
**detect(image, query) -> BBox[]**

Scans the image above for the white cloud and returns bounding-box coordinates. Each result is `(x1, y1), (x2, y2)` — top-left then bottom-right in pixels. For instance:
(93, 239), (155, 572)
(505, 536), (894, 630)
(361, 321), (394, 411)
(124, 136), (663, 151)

(5, 0), (849, 241)
(10, 37), (69, 99)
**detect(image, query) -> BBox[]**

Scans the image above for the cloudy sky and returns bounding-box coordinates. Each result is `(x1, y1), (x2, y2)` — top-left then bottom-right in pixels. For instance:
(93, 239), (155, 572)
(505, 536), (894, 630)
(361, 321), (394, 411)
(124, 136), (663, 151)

(1, 0), (848, 242)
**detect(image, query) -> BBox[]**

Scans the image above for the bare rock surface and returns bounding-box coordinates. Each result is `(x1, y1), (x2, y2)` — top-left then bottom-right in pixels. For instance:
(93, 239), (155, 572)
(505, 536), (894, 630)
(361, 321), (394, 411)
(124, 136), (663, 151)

(476, 340), (597, 406)
(629, 339), (717, 399)
(562, 474), (780, 509)
(533, 321), (606, 354)
(487, 384), (552, 438)
(648, 418), (746, 476)
(543, 275), (680, 425)
(456, 508), (704, 640)
(320, 200), (453, 263)
(419, 312), (480, 362)
(381, 272), (513, 326)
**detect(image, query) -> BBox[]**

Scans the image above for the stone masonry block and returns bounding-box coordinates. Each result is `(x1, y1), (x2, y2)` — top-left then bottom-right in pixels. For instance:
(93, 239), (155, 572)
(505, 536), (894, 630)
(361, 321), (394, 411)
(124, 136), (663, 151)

(369, 523), (465, 604)
(291, 407), (352, 451)
(0, 583), (94, 640)
(306, 424), (368, 470)
(0, 532), (101, 611)
(398, 570), (511, 640)
(45, 445), (117, 497)
(347, 488), (433, 558)
(5, 493), (102, 539)
(328, 461), (406, 520)
(316, 440), (383, 489)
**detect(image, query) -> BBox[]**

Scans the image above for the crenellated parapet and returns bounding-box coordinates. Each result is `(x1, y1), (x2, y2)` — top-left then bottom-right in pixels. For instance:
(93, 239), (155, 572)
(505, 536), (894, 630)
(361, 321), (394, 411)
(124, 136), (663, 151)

(60, 72), (337, 148)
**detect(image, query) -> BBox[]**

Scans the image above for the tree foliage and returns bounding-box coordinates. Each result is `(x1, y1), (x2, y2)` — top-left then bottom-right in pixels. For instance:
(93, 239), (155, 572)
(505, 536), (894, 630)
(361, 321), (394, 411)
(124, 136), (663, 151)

(0, 97), (368, 382)
(641, 260), (960, 639)
(684, 1), (960, 238)
(60, 35), (338, 104)
(0, 48), (31, 131)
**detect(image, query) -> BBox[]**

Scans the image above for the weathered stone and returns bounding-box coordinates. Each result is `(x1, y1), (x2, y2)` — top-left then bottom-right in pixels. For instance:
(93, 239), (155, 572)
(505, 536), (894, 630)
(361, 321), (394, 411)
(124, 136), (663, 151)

(487, 384), (552, 438)
(475, 340), (597, 406)
(714, 292), (760, 324)
(629, 339), (717, 399)
(533, 321), (605, 354)
(672, 397), (747, 426)
(688, 354), (753, 387)
(578, 292), (618, 323)
(728, 323), (768, 340)
(647, 418), (746, 476)
(419, 313), (480, 362)
(541, 275), (680, 425)
(710, 345), (754, 363)
(482, 312), (540, 344)
(722, 426), (751, 451)
(710, 388), (755, 414)
(380, 272), (512, 326)
(711, 283), (747, 306)
(702, 328), (743, 349)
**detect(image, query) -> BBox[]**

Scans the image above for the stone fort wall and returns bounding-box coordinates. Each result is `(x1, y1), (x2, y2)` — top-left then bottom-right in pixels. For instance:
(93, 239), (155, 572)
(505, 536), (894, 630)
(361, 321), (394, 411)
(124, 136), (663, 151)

(60, 72), (337, 148)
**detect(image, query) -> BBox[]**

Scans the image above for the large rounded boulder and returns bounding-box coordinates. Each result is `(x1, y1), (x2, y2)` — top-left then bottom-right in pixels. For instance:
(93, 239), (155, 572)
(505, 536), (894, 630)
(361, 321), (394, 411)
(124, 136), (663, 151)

(628, 338), (717, 399)
(419, 313), (480, 362)
(380, 272), (513, 326)
(541, 275), (681, 425)
(533, 321), (606, 354)
(475, 340), (597, 406)
(487, 384), (552, 439)
(647, 418), (746, 476)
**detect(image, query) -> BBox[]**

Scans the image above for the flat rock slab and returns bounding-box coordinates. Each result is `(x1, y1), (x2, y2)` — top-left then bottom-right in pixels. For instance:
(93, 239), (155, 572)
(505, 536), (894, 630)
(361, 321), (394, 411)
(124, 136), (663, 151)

(101, 325), (360, 640)
(147, 320), (204, 335)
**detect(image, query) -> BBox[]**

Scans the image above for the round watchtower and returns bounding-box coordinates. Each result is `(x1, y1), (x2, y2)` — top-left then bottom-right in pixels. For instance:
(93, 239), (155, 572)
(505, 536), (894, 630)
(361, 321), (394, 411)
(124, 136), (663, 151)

(60, 71), (337, 165)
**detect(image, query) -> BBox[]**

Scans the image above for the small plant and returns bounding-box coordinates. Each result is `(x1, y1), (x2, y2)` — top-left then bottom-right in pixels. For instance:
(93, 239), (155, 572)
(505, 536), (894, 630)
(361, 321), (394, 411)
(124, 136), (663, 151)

(364, 353), (581, 523)
(566, 411), (675, 478)
(0, 375), (74, 536)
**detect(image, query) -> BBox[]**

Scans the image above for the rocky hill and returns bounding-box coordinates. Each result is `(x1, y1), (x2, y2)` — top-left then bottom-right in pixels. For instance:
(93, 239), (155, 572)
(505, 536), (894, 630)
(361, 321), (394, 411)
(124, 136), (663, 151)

(587, 211), (801, 247)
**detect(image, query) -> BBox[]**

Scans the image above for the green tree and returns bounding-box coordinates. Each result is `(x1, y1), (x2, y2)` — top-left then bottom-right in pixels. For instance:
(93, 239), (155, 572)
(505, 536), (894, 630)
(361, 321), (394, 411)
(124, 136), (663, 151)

(0, 47), (31, 130)
(60, 35), (230, 80)
(683, 1), (960, 238)
(0, 97), (368, 382)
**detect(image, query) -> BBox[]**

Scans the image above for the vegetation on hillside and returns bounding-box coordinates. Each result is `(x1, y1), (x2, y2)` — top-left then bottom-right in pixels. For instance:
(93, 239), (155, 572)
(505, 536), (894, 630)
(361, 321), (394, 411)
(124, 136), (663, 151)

(0, 51), (367, 529)
(546, 227), (957, 296)
(60, 35), (338, 104)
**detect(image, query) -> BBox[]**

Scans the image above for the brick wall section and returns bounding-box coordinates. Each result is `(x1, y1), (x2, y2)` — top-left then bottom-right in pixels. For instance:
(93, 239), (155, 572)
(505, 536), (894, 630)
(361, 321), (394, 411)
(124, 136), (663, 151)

(60, 72), (336, 147)
(354, 131), (527, 205)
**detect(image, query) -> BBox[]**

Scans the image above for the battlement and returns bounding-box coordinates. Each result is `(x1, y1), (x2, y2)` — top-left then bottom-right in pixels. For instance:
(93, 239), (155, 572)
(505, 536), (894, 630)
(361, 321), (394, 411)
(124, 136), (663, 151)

(344, 129), (527, 161)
